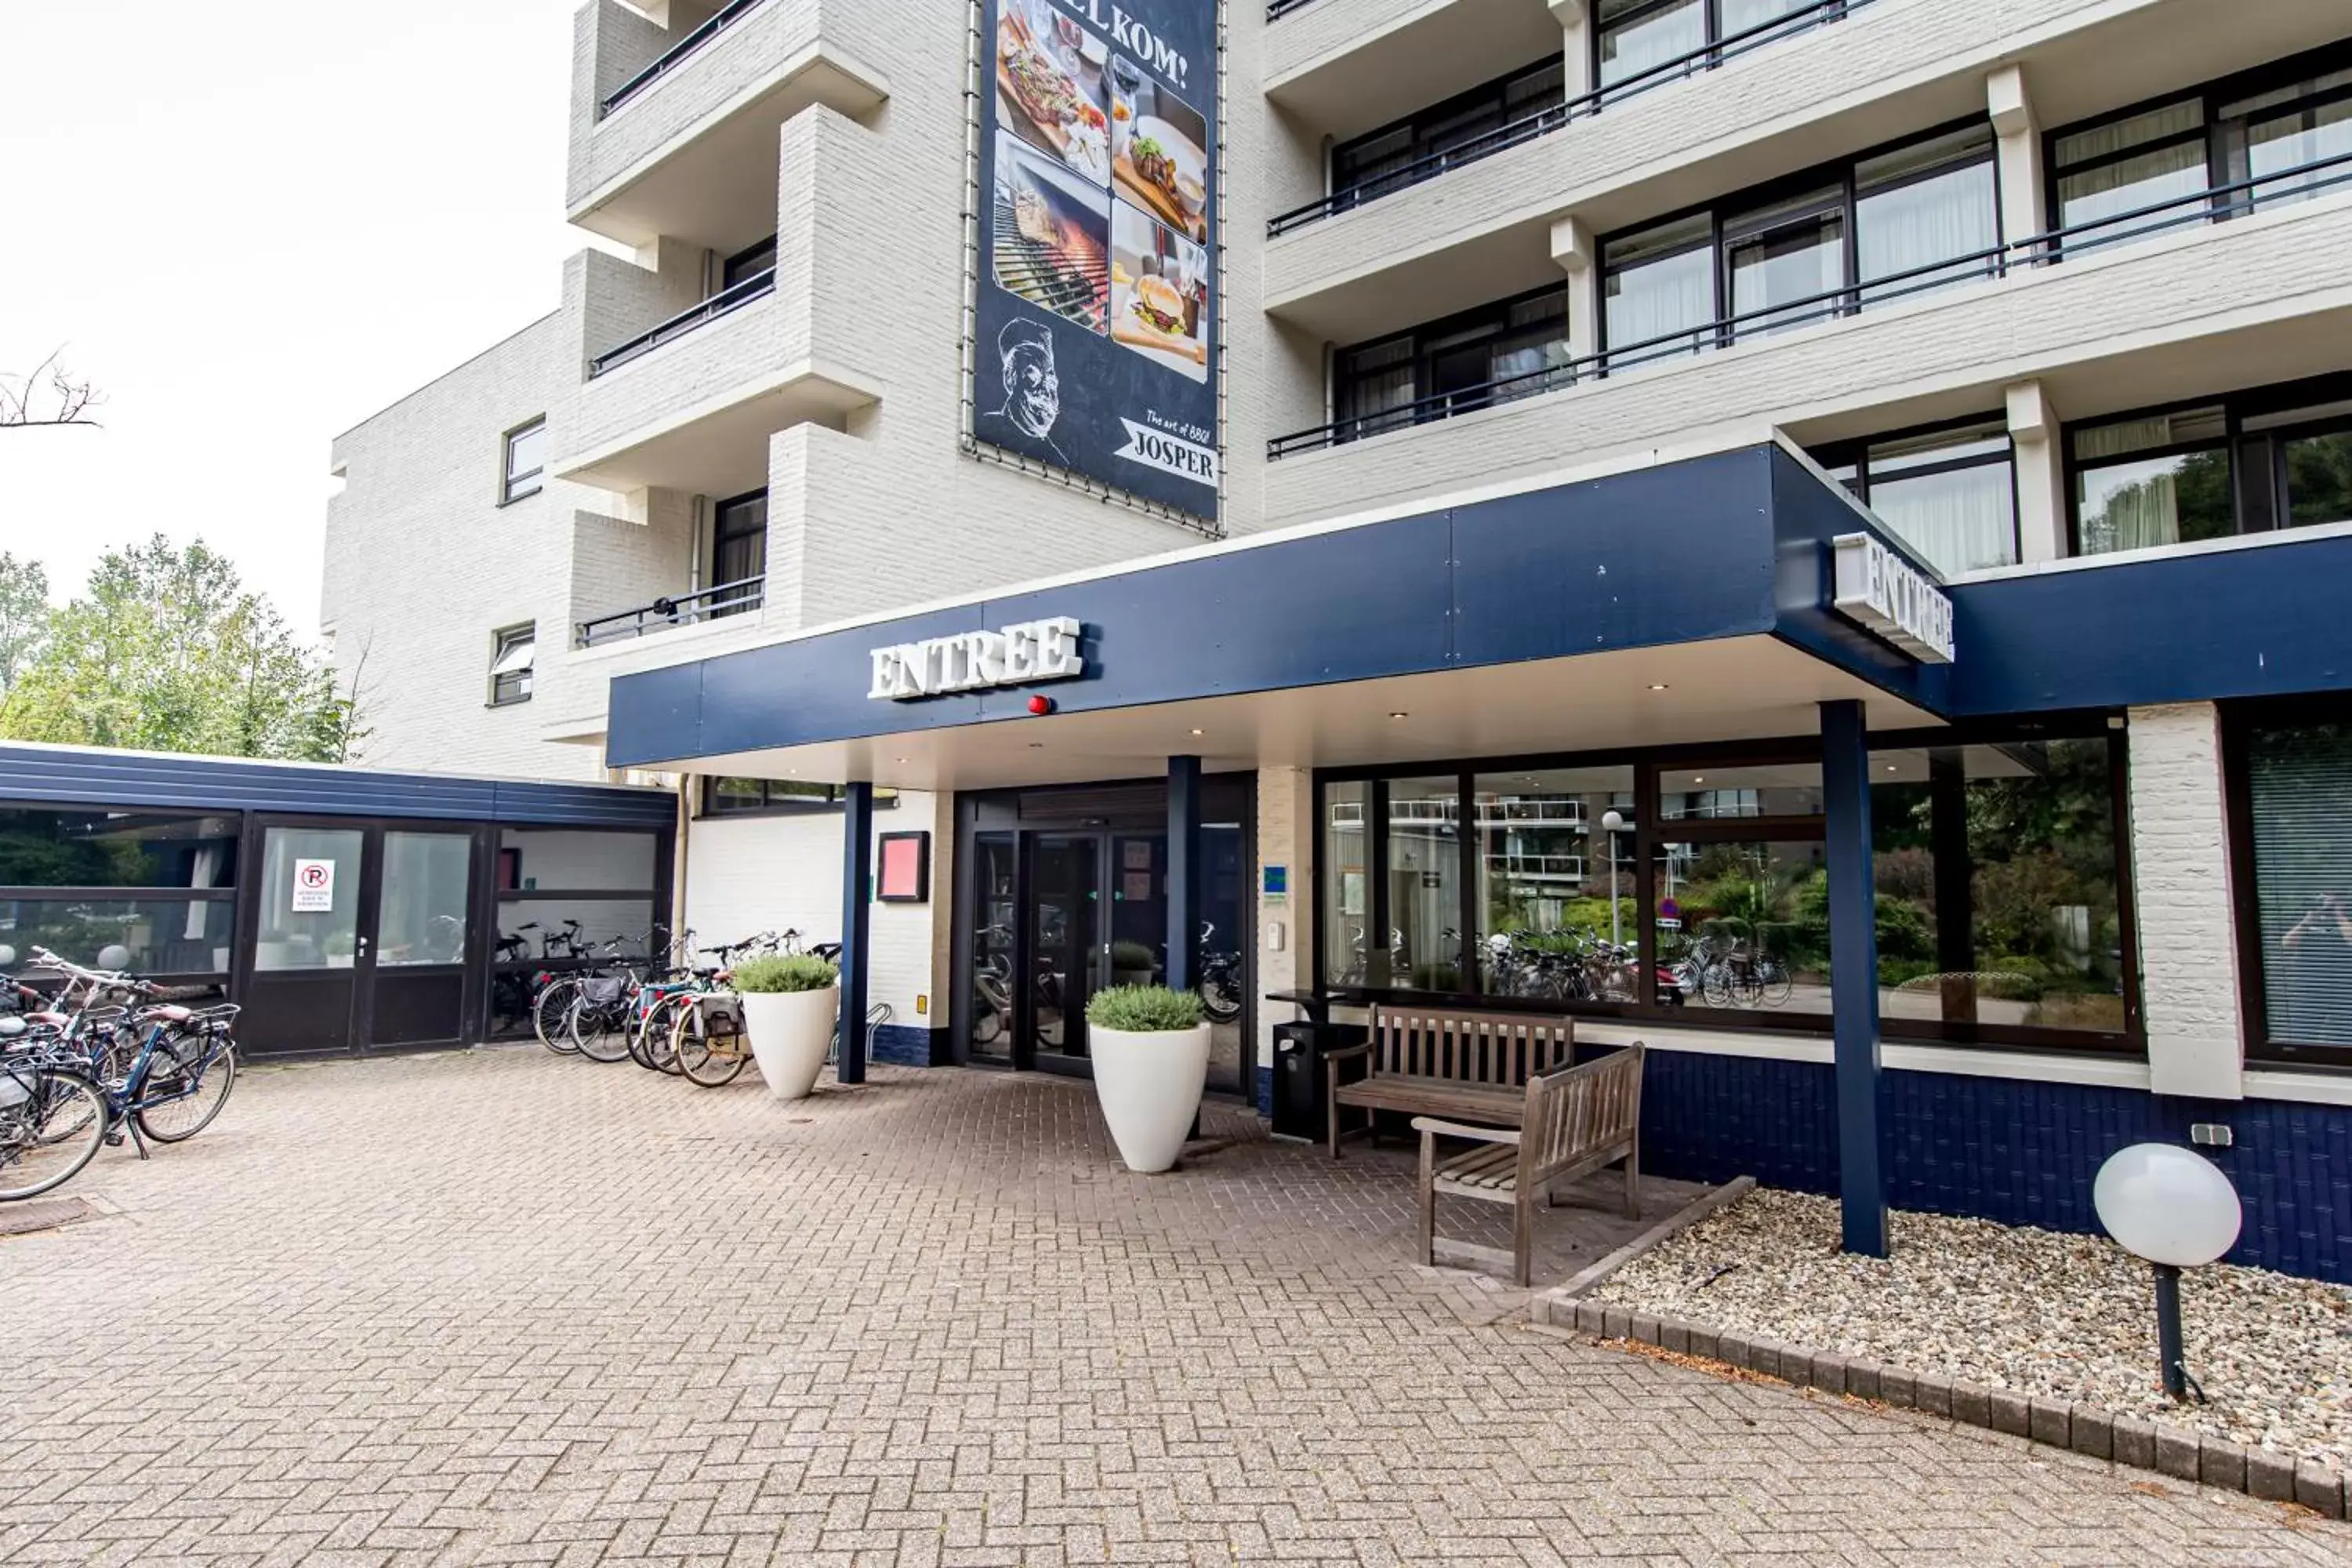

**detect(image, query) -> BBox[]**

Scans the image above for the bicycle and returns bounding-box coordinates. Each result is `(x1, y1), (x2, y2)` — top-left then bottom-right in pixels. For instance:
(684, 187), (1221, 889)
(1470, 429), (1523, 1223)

(534, 927), (667, 1055)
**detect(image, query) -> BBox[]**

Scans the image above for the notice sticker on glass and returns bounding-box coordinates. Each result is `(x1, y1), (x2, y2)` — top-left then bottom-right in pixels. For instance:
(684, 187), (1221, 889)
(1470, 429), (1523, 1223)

(291, 858), (336, 913)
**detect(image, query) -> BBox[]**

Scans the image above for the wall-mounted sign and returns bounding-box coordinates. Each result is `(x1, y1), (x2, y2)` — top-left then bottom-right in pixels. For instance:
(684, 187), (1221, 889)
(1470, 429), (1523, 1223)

(1831, 533), (1955, 664)
(877, 832), (933, 902)
(291, 858), (336, 913)
(1262, 865), (1287, 907)
(868, 616), (1086, 701)
(971, 0), (1219, 521)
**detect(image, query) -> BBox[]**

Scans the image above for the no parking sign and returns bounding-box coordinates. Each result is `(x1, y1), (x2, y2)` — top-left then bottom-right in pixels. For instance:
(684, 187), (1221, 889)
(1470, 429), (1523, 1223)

(291, 858), (336, 913)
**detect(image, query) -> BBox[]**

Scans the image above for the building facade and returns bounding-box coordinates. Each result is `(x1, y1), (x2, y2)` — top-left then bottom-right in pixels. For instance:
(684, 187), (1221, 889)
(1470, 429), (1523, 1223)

(325, 0), (2352, 1279)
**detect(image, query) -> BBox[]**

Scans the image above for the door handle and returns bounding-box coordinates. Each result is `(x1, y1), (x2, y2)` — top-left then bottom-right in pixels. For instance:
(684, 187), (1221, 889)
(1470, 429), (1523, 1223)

(358, 935), (371, 959)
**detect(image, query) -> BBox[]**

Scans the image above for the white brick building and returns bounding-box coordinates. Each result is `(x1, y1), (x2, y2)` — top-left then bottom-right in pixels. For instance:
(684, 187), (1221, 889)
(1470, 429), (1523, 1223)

(325, 0), (2352, 1279)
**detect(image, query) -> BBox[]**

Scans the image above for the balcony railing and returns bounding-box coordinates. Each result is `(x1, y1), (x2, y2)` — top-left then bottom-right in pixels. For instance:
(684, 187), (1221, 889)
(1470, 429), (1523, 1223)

(600, 0), (771, 119)
(588, 268), (776, 379)
(1267, 148), (2352, 459)
(576, 576), (767, 648)
(1267, 0), (1316, 16)
(1268, 0), (1866, 237)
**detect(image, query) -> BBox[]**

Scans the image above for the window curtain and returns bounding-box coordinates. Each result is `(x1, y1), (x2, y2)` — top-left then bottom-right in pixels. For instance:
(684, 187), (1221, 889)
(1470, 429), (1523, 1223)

(1598, 0), (1705, 87)
(1719, 0), (1820, 41)
(2241, 100), (2352, 210)
(1870, 463), (2017, 575)
(2249, 720), (2352, 1048)
(1857, 161), (1998, 301)
(1605, 248), (1714, 363)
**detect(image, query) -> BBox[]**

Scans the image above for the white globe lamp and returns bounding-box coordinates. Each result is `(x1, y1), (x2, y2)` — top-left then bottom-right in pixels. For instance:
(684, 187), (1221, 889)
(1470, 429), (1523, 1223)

(97, 944), (133, 974)
(2092, 1142), (2241, 1402)
(1599, 810), (1627, 953)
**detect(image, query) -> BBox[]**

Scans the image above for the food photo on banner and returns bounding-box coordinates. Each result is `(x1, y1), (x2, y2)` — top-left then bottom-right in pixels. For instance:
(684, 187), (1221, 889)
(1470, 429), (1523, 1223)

(977, 0), (1218, 520)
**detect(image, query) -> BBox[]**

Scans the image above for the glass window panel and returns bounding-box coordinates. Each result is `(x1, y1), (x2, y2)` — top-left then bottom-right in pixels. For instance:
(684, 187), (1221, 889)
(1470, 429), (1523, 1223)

(969, 835), (1018, 1061)
(498, 829), (657, 893)
(707, 778), (768, 812)
(1604, 215), (1714, 364)
(1386, 777), (1465, 990)
(1864, 428), (2019, 574)
(2054, 100), (2205, 169)
(2283, 430), (2352, 528)
(1870, 741), (2126, 1034)
(1653, 840), (1831, 1014)
(2056, 141), (2209, 242)
(2248, 719), (2352, 1049)
(1321, 782), (1370, 986)
(2219, 67), (2352, 122)
(1599, 0), (1705, 88)
(0, 809), (238, 890)
(723, 236), (778, 289)
(504, 421), (546, 496)
(1856, 139), (1998, 303)
(258, 827), (364, 972)
(495, 899), (657, 964)
(379, 833), (473, 967)
(1338, 336), (1419, 438)
(1472, 768), (1636, 1000)
(1719, 0), (1818, 38)
(1657, 763), (1823, 819)
(1726, 196), (1845, 339)
(2073, 407), (2228, 461)
(2074, 450), (2235, 554)
(0, 895), (234, 975)
(2233, 98), (2352, 212)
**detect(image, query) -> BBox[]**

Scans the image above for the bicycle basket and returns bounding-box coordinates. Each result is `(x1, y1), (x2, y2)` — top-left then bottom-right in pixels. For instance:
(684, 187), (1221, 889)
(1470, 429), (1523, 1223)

(579, 977), (628, 1006)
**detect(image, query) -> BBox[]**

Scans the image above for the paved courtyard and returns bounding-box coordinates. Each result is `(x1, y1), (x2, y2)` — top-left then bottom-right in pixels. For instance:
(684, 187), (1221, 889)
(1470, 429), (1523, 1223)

(4, 1049), (2347, 1566)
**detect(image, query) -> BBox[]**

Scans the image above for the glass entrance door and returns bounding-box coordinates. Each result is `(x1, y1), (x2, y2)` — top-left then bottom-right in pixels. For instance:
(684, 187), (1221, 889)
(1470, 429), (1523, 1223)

(242, 821), (477, 1057)
(1029, 835), (1101, 1069)
(968, 834), (1018, 1064)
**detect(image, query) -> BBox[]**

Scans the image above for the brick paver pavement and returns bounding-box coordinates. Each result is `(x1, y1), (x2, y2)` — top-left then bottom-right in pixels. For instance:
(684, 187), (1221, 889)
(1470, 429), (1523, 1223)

(3, 1049), (2346, 1566)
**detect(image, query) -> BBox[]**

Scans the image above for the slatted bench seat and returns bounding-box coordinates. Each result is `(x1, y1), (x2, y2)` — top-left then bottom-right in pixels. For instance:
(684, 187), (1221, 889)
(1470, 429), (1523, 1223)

(1414, 1043), (1647, 1286)
(1325, 1004), (1575, 1158)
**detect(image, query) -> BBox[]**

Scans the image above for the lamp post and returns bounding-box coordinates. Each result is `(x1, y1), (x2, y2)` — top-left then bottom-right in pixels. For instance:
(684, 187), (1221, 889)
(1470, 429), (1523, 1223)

(1599, 810), (1626, 953)
(2092, 1142), (2241, 1403)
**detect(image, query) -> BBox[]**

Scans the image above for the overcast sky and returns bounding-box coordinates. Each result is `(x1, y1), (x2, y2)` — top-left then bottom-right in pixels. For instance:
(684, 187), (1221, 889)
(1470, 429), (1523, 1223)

(0, 0), (603, 640)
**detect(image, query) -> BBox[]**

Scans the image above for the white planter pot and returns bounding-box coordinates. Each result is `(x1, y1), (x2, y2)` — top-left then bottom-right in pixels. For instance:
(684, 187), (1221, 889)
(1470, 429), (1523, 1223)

(740, 986), (838, 1101)
(1089, 1022), (1211, 1174)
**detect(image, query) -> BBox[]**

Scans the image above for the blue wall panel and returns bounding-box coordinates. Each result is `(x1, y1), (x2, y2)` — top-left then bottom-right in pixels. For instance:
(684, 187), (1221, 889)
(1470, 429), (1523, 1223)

(871, 1024), (948, 1068)
(1628, 1048), (2352, 1283)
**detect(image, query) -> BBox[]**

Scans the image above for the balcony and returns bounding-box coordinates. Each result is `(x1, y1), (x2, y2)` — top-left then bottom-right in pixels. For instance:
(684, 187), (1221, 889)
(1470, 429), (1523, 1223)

(1261, 0), (2350, 350)
(1261, 154), (2352, 525)
(568, 0), (890, 254)
(1262, 0), (1563, 147)
(578, 576), (768, 649)
(590, 268), (777, 380)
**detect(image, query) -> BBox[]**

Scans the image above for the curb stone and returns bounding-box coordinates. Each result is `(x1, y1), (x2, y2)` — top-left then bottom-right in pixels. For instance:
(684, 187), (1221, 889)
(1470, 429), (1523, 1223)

(1535, 1301), (2348, 1520)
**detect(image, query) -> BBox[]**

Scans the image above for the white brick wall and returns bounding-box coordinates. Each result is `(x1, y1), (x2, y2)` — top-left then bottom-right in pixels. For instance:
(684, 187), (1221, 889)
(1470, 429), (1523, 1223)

(1254, 765), (1313, 1075)
(2128, 703), (2245, 1100)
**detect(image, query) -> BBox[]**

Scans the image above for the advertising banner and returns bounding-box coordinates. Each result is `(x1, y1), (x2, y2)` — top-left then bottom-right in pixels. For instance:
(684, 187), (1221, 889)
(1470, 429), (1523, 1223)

(974, 0), (1218, 521)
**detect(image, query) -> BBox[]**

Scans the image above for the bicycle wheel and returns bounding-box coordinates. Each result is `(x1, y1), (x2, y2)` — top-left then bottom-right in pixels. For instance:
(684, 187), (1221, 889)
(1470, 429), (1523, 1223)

(570, 998), (632, 1063)
(534, 978), (583, 1054)
(1757, 958), (1794, 1007)
(636, 995), (687, 1074)
(0, 1069), (107, 1202)
(673, 1001), (749, 1087)
(135, 1035), (237, 1144)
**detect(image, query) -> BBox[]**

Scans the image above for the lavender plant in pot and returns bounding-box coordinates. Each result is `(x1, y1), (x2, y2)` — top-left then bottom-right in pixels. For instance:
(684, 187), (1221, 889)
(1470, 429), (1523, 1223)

(1084, 985), (1208, 1174)
(730, 953), (840, 1101)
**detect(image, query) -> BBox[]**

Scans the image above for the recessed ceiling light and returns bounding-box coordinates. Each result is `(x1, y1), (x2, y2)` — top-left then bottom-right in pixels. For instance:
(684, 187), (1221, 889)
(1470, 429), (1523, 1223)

(1886, 764), (1899, 772)
(895, 757), (911, 764)
(1693, 776), (1704, 784)
(1028, 742), (1044, 749)
(1388, 711), (1410, 720)
(1189, 728), (1205, 737)
(1648, 683), (1669, 691)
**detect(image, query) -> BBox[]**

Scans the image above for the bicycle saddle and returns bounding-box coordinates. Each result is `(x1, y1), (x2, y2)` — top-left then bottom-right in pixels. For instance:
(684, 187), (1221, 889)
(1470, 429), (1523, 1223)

(140, 1005), (194, 1024)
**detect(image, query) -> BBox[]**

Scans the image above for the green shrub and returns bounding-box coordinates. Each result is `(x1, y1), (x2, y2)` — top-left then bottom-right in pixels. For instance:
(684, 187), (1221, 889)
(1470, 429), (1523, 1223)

(730, 953), (839, 994)
(1110, 941), (1158, 971)
(1086, 985), (1203, 1033)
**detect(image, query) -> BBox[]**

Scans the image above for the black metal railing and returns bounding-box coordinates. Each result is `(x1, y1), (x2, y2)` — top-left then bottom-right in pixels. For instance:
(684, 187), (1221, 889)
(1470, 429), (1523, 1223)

(600, 0), (771, 118)
(1265, 149), (2352, 459)
(588, 269), (776, 379)
(1269, 0), (1866, 238)
(1268, 0), (1316, 16)
(577, 576), (768, 648)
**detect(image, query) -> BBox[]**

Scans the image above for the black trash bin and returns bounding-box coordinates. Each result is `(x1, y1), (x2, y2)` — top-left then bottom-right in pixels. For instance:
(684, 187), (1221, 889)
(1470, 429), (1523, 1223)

(1270, 1020), (1367, 1142)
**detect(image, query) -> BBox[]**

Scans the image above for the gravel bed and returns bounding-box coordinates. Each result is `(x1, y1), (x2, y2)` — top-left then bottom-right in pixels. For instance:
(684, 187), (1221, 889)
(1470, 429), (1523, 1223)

(1592, 1187), (2352, 1470)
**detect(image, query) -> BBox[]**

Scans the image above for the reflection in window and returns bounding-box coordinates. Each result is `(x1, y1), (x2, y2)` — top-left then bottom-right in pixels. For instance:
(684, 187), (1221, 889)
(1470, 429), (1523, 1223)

(1473, 769), (1636, 1000)
(379, 833), (473, 967)
(1657, 764), (1823, 819)
(1331, 286), (1573, 445)
(1597, 0), (1704, 89)
(1871, 739), (2126, 1034)
(1726, 187), (1846, 340)
(1322, 782), (1370, 988)
(0, 896), (235, 975)
(1388, 777), (1464, 990)
(1818, 418), (2018, 575)
(2072, 405), (2233, 554)
(2053, 101), (2209, 244)
(0, 808), (238, 890)
(1654, 840), (1830, 1011)
(2245, 718), (2352, 1052)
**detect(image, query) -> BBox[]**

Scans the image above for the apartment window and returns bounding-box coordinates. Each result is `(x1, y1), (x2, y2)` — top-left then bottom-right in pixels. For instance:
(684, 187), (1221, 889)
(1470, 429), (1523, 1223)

(2069, 372), (2352, 556)
(711, 490), (768, 604)
(2230, 702), (2352, 1066)
(1596, 0), (1836, 95)
(488, 624), (535, 706)
(1332, 285), (1571, 444)
(502, 419), (546, 503)
(722, 234), (778, 291)
(1598, 121), (1997, 368)
(1815, 416), (2020, 575)
(2049, 42), (2352, 249)
(1328, 57), (1565, 209)
(702, 779), (898, 816)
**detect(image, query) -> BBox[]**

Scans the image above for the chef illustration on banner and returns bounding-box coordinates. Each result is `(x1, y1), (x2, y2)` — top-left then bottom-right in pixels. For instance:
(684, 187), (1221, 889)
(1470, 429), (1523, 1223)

(977, 318), (1074, 470)
(291, 858), (336, 913)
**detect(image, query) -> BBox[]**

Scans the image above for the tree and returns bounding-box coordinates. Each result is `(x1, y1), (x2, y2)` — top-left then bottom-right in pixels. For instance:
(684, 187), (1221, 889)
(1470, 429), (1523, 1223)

(0, 552), (48, 695)
(0, 536), (359, 763)
(0, 350), (100, 430)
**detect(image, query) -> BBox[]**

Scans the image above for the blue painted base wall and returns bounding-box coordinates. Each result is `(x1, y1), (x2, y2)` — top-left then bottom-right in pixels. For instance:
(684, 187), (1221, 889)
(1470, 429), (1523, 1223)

(1627, 1048), (2352, 1284)
(872, 1025), (949, 1068)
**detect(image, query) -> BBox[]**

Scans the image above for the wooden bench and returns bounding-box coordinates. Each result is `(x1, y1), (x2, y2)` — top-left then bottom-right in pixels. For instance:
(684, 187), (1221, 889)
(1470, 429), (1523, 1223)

(1325, 1004), (1575, 1159)
(1414, 1044), (1646, 1286)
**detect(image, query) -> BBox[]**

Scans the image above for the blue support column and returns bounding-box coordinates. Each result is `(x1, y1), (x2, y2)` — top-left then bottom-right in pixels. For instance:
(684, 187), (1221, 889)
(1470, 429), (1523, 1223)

(837, 782), (873, 1085)
(1820, 699), (1888, 1257)
(1167, 756), (1201, 993)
